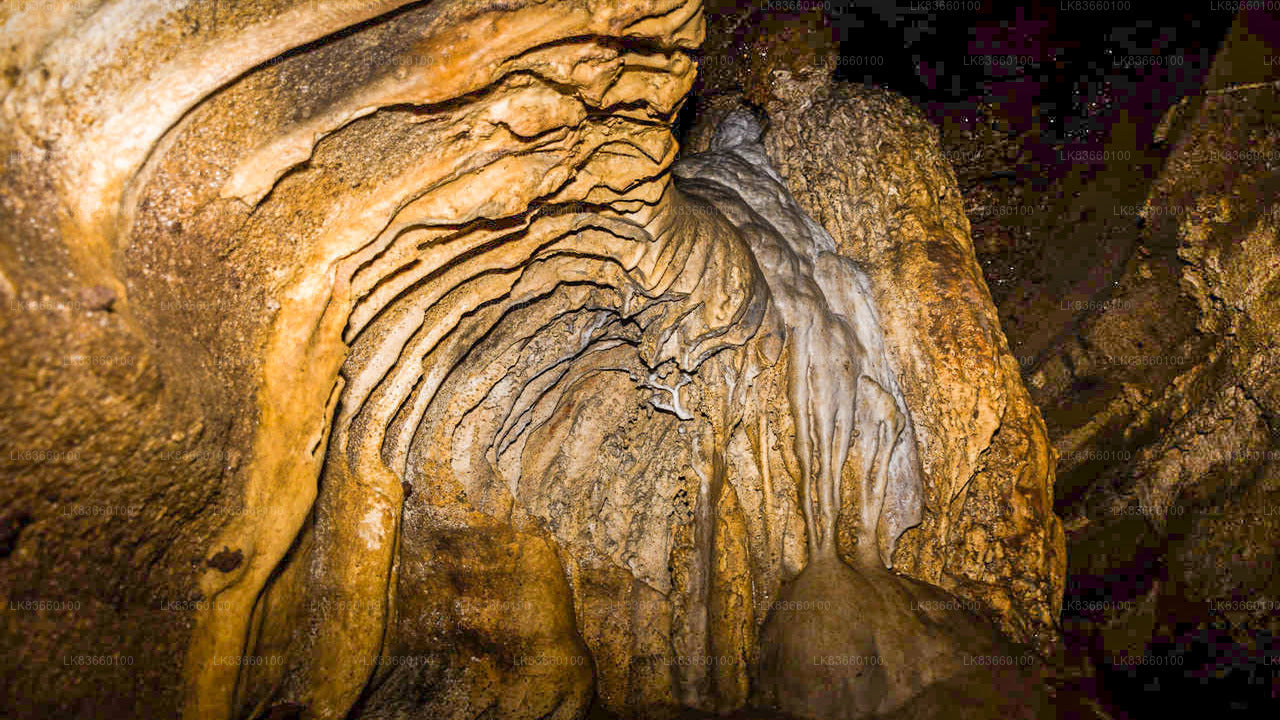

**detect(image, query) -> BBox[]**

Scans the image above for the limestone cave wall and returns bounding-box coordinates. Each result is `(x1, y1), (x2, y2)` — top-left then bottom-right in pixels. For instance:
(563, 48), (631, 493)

(1, 2), (1064, 718)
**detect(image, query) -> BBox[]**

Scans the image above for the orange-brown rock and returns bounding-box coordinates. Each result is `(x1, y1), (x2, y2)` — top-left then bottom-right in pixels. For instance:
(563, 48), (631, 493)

(1, 1), (1066, 719)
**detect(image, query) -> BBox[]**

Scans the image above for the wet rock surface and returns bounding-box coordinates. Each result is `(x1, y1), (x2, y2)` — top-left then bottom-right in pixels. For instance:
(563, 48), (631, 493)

(940, 8), (1280, 716)
(0, 2), (1163, 720)
(755, 80), (1066, 655)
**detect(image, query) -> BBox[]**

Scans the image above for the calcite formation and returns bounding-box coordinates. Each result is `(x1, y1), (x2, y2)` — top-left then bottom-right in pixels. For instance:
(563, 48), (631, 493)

(681, 112), (1044, 720)
(0, 1), (1063, 718)
(676, 110), (926, 569)
(757, 80), (1067, 655)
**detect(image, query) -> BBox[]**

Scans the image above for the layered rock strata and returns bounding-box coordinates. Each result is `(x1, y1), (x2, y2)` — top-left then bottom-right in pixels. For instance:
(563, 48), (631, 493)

(0, 1), (1063, 718)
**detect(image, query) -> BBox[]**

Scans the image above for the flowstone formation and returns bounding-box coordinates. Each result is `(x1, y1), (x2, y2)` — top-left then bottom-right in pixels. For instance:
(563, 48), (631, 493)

(677, 112), (1045, 720)
(686, 11), (1066, 654)
(1, 1), (1061, 718)
(675, 110), (926, 569)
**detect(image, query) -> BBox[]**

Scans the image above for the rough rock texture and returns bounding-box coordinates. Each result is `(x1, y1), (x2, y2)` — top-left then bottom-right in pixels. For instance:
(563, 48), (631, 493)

(2, 1), (1063, 719)
(683, 6), (1065, 654)
(697, 62), (1066, 652)
(963, 8), (1280, 708)
(682, 3), (836, 158)
(673, 112), (1044, 718)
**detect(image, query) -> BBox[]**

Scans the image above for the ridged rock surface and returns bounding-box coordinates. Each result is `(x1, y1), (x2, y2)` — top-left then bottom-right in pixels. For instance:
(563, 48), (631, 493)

(758, 80), (1065, 653)
(687, 40), (1065, 650)
(1, 1), (1062, 718)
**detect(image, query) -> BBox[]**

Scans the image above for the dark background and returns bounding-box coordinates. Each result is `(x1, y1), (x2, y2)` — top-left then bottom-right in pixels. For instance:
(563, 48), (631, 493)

(828, 0), (1233, 148)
